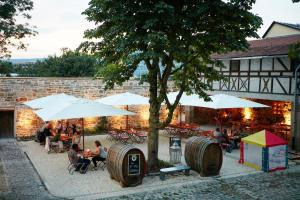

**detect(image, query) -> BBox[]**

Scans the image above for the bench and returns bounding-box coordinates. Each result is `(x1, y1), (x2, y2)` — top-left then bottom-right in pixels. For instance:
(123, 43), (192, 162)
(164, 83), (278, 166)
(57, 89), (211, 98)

(160, 165), (191, 181)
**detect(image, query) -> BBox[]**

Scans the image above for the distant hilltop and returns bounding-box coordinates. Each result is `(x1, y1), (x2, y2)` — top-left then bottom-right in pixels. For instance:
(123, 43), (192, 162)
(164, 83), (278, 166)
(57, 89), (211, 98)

(9, 58), (44, 64)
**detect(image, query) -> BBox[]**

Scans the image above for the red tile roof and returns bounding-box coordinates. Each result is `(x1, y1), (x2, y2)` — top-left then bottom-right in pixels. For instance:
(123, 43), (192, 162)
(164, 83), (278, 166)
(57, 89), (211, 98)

(213, 34), (300, 60)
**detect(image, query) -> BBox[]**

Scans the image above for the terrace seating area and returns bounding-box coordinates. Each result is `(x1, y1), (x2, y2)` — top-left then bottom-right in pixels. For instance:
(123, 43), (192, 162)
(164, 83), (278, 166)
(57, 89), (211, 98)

(20, 133), (257, 198)
(106, 128), (148, 144)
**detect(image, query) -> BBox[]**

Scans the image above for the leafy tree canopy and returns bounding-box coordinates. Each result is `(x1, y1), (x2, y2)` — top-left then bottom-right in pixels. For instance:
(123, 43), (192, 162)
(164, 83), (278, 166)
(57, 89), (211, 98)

(82, 0), (262, 120)
(81, 0), (262, 171)
(289, 42), (300, 61)
(0, 0), (36, 58)
(14, 48), (98, 77)
(0, 60), (13, 76)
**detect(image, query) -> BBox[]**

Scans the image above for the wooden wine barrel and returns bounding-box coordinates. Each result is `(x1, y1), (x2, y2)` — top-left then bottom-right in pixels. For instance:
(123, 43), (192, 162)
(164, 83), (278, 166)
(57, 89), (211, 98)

(107, 144), (146, 187)
(185, 136), (223, 176)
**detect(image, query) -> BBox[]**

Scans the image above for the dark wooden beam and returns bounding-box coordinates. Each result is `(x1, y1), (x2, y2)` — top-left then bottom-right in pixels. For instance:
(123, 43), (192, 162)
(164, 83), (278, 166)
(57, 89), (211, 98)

(275, 77), (288, 94)
(277, 58), (289, 71)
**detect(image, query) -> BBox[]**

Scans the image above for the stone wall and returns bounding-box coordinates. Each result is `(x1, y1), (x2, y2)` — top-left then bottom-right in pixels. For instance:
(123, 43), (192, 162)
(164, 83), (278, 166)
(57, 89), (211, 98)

(0, 77), (178, 137)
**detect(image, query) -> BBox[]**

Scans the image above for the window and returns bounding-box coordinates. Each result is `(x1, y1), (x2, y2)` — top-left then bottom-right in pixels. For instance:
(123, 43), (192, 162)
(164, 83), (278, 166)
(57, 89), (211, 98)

(230, 60), (240, 72)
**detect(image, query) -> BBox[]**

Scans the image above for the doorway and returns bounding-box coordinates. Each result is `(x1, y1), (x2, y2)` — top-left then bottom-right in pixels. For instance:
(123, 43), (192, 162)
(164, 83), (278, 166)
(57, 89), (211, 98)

(0, 111), (14, 138)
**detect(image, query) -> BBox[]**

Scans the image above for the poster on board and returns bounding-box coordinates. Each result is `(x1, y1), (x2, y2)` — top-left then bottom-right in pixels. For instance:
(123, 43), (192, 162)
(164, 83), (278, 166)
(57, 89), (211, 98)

(128, 154), (140, 176)
(268, 145), (286, 170)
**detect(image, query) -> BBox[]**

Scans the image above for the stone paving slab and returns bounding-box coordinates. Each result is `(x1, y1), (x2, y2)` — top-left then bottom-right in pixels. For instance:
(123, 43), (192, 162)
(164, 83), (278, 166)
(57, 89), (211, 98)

(0, 159), (8, 192)
(0, 139), (59, 200)
(21, 134), (257, 199)
(1, 137), (300, 199)
(105, 166), (300, 200)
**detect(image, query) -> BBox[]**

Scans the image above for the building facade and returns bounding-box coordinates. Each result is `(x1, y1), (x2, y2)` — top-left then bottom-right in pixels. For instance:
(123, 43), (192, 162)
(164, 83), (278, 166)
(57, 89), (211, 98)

(206, 22), (300, 150)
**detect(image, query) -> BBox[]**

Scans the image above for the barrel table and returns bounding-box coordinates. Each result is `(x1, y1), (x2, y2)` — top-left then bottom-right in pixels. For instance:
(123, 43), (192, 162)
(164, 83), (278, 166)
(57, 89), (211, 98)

(185, 136), (223, 176)
(107, 144), (146, 187)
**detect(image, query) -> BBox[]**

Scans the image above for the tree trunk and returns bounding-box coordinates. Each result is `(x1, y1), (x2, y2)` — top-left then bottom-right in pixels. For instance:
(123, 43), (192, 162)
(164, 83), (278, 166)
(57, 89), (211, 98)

(147, 67), (160, 172)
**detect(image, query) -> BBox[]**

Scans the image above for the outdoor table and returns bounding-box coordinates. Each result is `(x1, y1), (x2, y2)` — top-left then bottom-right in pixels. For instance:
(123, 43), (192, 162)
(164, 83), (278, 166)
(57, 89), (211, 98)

(60, 134), (72, 141)
(124, 129), (147, 143)
(81, 150), (93, 159)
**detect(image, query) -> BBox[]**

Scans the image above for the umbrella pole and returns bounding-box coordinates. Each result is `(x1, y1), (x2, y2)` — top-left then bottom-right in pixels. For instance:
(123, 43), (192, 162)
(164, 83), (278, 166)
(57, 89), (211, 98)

(215, 110), (222, 132)
(126, 105), (129, 129)
(82, 118), (85, 150)
(219, 111), (222, 132)
(179, 105), (182, 125)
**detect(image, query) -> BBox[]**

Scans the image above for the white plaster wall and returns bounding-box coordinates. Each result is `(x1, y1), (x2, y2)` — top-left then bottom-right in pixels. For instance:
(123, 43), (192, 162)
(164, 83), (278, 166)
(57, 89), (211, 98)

(274, 57), (290, 71)
(222, 60), (230, 71)
(262, 58), (272, 71)
(240, 60), (249, 71)
(264, 24), (300, 38)
(251, 59), (260, 71)
(249, 77), (260, 92)
(273, 78), (290, 94)
(212, 81), (219, 90)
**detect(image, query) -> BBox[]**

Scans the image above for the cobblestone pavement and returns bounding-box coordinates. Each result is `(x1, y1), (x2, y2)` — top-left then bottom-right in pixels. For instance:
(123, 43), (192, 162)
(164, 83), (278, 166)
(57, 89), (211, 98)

(0, 139), (59, 200)
(105, 169), (300, 200)
(1, 139), (300, 200)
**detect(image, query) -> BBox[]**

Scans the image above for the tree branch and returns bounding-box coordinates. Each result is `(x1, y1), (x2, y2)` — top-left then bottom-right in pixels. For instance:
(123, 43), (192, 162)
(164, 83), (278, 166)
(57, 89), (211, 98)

(159, 64), (188, 128)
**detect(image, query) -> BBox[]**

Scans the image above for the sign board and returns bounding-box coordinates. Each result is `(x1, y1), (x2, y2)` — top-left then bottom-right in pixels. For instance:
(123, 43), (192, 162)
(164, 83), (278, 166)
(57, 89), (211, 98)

(128, 154), (140, 176)
(169, 137), (181, 148)
(268, 145), (286, 170)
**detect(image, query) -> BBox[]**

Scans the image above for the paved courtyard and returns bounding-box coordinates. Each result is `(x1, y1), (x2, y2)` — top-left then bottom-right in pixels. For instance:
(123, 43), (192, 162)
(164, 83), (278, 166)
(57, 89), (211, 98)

(106, 167), (300, 200)
(0, 139), (57, 200)
(1, 137), (300, 199)
(20, 133), (258, 199)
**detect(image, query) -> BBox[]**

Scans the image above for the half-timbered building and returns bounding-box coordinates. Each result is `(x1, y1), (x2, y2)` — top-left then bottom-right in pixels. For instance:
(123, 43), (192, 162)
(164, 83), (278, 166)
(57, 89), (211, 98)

(203, 21), (300, 150)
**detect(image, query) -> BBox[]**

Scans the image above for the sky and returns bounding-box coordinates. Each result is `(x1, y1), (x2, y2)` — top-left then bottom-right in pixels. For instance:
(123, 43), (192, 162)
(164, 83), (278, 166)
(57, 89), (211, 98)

(10, 0), (300, 59)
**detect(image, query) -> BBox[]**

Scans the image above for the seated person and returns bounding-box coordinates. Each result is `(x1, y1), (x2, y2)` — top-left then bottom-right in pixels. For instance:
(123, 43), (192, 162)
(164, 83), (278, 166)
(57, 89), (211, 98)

(65, 126), (73, 137)
(55, 120), (63, 135)
(222, 129), (230, 144)
(36, 123), (48, 144)
(52, 129), (62, 142)
(222, 129), (234, 153)
(44, 123), (53, 136)
(72, 131), (81, 146)
(231, 124), (240, 137)
(72, 124), (78, 135)
(231, 125), (241, 148)
(91, 140), (107, 169)
(63, 121), (70, 134)
(41, 123), (54, 144)
(68, 144), (91, 173)
(213, 128), (222, 143)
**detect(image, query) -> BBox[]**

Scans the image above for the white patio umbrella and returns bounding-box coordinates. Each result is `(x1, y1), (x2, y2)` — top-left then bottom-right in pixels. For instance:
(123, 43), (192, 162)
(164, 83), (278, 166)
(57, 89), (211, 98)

(35, 98), (135, 149)
(167, 92), (201, 124)
(187, 94), (269, 109)
(167, 92), (200, 105)
(192, 94), (269, 131)
(96, 92), (149, 129)
(167, 92), (269, 126)
(167, 92), (268, 109)
(23, 93), (78, 109)
(96, 92), (149, 106)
